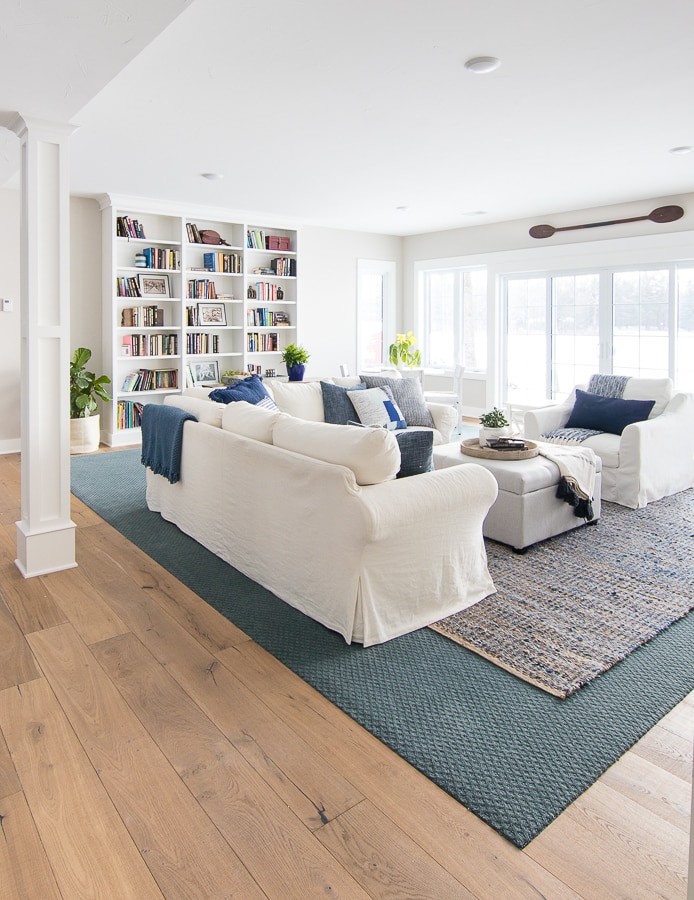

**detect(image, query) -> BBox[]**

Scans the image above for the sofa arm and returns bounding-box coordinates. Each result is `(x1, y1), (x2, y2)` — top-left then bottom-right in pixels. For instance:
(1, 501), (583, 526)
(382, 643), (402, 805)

(524, 401), (573, 439)
(618, 392), (694, 507)
(427, 402), (457, 442)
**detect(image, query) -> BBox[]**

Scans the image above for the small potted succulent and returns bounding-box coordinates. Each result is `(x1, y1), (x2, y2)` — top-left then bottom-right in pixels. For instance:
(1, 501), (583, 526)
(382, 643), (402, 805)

(281, 343), (310, 381)
(478, 406), (510, 447)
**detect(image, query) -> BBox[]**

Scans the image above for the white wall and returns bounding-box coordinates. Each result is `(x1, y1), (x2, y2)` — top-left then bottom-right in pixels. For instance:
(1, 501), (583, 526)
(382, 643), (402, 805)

(299, 225), (402, 378)
(0, 189), (21, 451)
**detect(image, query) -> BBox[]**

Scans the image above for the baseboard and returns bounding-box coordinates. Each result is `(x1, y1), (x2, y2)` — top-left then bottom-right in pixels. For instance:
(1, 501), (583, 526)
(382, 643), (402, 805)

(0, 438), (21, 455)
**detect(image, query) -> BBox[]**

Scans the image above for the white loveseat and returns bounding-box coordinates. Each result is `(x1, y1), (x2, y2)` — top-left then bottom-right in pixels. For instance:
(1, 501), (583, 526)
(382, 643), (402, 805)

(145, 394), (498, 646)
(524, 377), (694, 508)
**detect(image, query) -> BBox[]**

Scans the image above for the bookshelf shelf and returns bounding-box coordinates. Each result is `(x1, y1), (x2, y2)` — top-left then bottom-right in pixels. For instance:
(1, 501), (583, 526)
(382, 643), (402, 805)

(102, 197), (298, 446)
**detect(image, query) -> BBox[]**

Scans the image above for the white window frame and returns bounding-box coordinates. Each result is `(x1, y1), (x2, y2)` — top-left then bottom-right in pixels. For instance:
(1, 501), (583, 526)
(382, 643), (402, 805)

(357, 259), (396, 370)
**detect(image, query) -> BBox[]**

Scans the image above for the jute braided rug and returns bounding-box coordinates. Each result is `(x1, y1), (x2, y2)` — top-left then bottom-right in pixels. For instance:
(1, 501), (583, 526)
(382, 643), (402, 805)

(431, 489), (694, 697)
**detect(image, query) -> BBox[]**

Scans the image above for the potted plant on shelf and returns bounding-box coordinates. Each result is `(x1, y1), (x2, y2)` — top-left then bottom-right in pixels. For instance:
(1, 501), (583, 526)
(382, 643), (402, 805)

(388, 331), (422, 369)
(478, 406), (510, 447)
(281, 343), (310, 381)
(69, 347), (111, 454)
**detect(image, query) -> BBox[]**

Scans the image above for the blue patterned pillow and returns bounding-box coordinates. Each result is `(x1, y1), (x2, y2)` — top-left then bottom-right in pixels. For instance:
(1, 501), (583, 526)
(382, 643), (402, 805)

(320, 381), (366, 424)
(348, 386), (407, 430)
(395, 430), (434, 477)
(209, 374), (278, 409)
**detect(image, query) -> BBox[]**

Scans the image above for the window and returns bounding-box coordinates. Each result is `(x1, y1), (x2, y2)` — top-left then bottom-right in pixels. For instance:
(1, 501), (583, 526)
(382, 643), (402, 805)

(418, 266), (487, 371)
(503, 263), (693, 402)
(357, 260), (395, 369)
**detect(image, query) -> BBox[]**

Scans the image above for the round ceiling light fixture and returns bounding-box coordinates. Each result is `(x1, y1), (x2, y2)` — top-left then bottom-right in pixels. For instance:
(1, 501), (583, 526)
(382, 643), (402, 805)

(201, 172), (224, 181)
(668, 145), (693, 155)
(464, 56), (501, 74)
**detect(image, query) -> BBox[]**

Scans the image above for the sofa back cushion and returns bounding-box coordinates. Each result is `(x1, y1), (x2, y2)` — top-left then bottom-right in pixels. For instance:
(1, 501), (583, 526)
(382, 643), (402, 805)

(622, 377), (673, 417)
(265, 380), (325, 421)
(164, 394), (223, 427)
(221, 400), (285, 443)
(272, 417), (400, 485)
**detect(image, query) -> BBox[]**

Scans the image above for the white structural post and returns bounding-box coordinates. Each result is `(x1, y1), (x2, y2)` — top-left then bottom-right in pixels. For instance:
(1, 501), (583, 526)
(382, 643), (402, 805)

(4, 114), (77, 577)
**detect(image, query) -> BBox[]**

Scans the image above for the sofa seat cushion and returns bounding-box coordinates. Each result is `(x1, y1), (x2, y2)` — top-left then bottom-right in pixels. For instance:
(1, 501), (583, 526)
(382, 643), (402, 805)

(221, 400), (285, 443)
(265, 380), (325, 421)
(272, 417), (400, 485)
(580, 433), (621, 468)
(360, 375), (435, 428)
(320, 380), (367, 424)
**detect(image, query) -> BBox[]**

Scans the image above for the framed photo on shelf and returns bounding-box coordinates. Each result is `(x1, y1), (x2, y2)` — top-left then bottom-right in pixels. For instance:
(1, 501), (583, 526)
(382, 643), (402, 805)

(139, 273), (170, 298)
(197, 302), (227, 325)
(191, 360), (219, 384)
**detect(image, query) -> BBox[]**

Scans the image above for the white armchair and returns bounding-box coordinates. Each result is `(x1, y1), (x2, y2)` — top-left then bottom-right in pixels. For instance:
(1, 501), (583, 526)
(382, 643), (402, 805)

(524, 377), (694, 508)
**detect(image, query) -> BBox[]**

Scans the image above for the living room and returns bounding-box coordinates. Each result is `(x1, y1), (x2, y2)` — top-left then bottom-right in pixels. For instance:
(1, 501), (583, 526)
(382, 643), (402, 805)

(1, 1), (693, 897)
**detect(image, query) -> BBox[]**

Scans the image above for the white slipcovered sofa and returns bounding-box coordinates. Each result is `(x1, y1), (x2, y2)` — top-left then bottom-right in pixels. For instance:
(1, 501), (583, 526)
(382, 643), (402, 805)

(524, 377), (694, 508)
(145, 393), (498, 646)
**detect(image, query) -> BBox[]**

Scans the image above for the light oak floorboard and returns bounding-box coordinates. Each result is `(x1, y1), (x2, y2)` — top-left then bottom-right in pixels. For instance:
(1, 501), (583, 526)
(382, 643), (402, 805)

(0, 452), (691, 898)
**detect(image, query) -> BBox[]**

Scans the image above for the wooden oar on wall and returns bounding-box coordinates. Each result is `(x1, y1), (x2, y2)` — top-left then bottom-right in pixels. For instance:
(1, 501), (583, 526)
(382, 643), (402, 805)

(529, 204), (684, 239)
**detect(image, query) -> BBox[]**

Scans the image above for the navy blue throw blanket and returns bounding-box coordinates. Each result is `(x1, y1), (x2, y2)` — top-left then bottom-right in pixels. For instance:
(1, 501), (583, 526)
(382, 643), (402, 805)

(141, 403), (197, 484)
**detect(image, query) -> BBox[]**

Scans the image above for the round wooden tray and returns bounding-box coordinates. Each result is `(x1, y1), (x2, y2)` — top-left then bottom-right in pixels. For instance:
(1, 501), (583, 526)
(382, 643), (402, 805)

(460, 438), (539, 460)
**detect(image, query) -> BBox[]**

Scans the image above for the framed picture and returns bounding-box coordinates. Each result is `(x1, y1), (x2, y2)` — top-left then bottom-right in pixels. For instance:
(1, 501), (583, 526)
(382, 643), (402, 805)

(197, 302), (227, 325)
(191, 360), (219, 384)
(139, 273), (170, 298)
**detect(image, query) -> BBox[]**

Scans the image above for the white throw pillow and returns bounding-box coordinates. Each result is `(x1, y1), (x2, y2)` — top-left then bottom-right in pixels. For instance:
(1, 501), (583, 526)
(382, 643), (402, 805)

(267, 380), (325, 421)
(221, 400), (285, 443)
(272, 417), (400, 485)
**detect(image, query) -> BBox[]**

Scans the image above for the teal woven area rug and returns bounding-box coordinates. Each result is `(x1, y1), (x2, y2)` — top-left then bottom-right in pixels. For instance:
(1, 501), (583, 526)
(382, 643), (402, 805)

(71, 449), (694, 848)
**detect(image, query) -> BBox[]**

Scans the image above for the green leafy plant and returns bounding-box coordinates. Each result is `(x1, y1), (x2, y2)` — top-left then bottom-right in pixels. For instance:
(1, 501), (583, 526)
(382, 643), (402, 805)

(69, 347), (111, 418)
(280, 343), (310, 366)
(478, 407), (510, 429)
(388, 331), (422, 367)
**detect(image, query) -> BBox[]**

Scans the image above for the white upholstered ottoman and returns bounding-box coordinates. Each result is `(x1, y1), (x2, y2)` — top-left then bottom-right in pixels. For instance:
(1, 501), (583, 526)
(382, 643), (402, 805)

(432, 442), (602, 551)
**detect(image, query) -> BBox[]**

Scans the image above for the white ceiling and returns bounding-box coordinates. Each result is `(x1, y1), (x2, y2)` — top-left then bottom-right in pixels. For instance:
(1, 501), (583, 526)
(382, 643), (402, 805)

(2, 0), (694, 236)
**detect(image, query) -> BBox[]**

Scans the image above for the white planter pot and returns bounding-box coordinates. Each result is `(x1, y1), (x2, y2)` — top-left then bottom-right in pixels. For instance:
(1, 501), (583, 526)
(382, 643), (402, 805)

(479, 425), (509, 447)
(70, 415), (101, 454)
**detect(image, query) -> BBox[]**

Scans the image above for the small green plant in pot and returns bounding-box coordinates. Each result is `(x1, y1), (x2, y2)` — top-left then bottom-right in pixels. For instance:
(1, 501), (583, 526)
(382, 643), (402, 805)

(281, 343), (310, 381)
(69, 347), (111, 454)
(478, 406), (510, 447)
(388, 330), (422, 368)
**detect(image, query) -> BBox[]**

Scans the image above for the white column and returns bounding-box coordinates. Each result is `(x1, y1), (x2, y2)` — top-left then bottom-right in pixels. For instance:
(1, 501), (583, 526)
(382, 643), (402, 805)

(3, 114), (77, 577)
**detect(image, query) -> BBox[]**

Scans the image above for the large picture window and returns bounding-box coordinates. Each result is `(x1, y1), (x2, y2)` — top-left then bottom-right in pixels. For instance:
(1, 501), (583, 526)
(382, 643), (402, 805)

(418, 265), (487, 372)
(503, 263), (694, 403)
(357, 259), (395, 370)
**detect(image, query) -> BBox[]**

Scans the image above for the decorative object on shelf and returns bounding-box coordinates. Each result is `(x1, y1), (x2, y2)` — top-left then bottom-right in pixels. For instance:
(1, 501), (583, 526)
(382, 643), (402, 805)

(388, 330), (422, 368)
(247, 284), (257, 299)
(191, 360), (220, 384)
(478, 406), (511, 447)
(281, 342), (310, 381)
(200, 229), (230, 246)
(276, 287), (284, 300)
(134, 252), (147, 268)
(529, 204), (684, 239)
(69, 347), (112, 454)
(197, 302), (227, 325)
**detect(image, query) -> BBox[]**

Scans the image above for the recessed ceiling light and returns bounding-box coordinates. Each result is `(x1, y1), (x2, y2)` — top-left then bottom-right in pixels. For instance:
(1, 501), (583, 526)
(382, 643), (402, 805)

(395, 205), (410, 211)
(201, 172), (224, 181)
(462, 210), (488, 216)
(464, 56), (501, 74)
(668, 146), (693, 155)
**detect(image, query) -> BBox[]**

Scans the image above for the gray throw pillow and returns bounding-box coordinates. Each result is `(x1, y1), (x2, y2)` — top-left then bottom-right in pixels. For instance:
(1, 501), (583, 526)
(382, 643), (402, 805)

(360, 376), (435, 428)
(320, 381), (366, 424)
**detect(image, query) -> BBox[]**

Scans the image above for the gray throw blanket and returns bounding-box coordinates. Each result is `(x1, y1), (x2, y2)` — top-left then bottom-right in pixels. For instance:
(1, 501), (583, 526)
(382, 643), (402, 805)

(542, 373), (631, 444)
(141, 403), (197, 484)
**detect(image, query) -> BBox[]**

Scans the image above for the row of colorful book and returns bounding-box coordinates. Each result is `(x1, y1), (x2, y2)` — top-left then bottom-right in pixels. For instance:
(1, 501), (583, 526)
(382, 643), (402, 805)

(187, 279), (218, 299)
(186, 334), (220, 354)
(116, 400), (144, 430)
(140, 247), (181, 270)
(116, 216), (146, 239)
(203, 251), (242, 273)
(246, 308), (290, 326)
(120, 369), (178, 392)
(121, 305), (165, 327)
(247, 332), (279, 352)
(122, 334), (178, 357)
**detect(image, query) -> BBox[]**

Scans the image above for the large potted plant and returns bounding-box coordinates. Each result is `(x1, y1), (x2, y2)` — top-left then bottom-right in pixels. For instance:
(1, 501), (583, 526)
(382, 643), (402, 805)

(281, 343), (310, 381)
(70, 347), (111, 454)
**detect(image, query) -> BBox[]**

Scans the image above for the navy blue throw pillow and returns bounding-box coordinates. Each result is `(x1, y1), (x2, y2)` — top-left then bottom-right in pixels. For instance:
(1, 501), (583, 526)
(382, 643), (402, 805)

(208, 373), (278, 409)
(395, 430), (434, 478)
(320, 381), (366, 424)
(565, 389), (655, 435)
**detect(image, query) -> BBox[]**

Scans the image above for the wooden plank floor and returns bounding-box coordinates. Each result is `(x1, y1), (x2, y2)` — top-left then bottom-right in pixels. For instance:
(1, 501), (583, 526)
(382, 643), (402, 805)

(0, 450), (691, 899)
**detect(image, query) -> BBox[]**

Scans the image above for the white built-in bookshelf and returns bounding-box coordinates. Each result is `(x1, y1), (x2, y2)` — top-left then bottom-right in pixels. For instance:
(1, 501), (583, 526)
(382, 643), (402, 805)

(100, 196), (298, 446)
